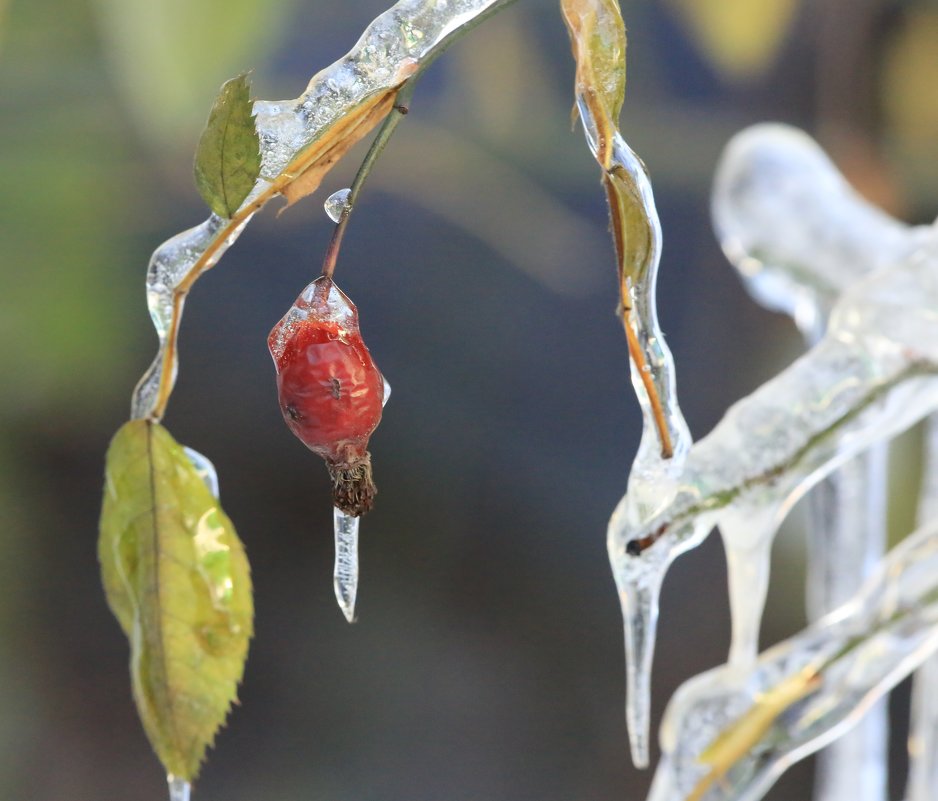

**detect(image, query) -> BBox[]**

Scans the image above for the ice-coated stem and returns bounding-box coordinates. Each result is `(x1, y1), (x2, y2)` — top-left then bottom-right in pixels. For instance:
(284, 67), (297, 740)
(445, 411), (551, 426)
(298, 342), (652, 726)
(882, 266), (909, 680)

(599, 129), (692, 767)
(130, 0), (521, 422)
(167, 775), (191, 801)
(321, 80), (416, 280)
(648, 520), (938, 801)
(333, 507), (360, 623)
(611, 243), (938, 782)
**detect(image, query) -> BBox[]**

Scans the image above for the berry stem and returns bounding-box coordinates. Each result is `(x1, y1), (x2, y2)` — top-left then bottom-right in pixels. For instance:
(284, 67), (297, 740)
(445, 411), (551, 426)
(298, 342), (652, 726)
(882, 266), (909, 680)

(321, 80), (417, 280)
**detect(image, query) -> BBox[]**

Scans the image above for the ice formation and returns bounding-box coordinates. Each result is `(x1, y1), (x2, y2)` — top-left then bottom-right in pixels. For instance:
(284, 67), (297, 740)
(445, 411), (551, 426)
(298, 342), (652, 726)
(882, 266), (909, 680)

(647, 516), (938, 801)
(131, 0), (513, 422)
(572, 79), (693, 765)
(609, 122), (938, 784)
(715, 123), (902, 801)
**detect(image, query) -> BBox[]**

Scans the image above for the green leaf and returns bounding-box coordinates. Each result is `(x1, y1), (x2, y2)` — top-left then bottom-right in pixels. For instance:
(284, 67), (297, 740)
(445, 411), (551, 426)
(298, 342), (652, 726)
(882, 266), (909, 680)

(604, 167), (653, 288)
(99, 420), (253, 780)
(193, 72), (261, 218)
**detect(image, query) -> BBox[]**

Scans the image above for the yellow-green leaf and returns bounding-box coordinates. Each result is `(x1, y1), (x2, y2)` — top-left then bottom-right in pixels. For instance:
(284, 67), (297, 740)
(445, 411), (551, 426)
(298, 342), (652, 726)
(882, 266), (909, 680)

(604, 167), (653, 294)
(688, 667), (820, 801)
(561, 0), (626, 168)
(665, 0), (800, 81)
(99, 420), (253, 781)
(194, 72), (261, 218)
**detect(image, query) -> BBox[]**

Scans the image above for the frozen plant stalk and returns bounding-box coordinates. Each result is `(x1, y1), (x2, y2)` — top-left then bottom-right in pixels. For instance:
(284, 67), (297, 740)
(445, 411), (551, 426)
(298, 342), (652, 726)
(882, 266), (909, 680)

(561, 0), (691, 765)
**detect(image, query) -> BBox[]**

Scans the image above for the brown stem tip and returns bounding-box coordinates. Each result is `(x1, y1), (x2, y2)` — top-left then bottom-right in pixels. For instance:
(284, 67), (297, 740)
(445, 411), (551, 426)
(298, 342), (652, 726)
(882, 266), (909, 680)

(328, 451), (377, 516)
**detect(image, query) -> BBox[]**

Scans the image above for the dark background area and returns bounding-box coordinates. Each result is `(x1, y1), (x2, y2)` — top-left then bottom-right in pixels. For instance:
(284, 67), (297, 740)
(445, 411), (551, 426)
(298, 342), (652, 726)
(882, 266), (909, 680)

(2, 1), (937, 799)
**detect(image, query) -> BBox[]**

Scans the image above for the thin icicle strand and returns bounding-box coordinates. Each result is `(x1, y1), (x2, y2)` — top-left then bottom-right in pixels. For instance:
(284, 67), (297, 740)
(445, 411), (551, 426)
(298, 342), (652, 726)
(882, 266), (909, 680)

(333, 508), (360, 623)
(906, 415), (938, 801)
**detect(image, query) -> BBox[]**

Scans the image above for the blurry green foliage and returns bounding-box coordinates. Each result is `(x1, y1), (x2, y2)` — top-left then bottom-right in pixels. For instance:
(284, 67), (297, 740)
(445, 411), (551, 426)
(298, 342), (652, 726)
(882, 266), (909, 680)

(92, 0), (295, 149)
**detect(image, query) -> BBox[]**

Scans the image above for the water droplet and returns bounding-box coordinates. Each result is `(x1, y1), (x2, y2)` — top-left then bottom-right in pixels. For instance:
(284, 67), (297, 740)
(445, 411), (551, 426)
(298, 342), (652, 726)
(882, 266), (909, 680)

(381, 375), (392, 408)
(184, 446), (220, 499)
(167, 775), (191, 801)
(324, 188), (351, 223)
(333, 507), (360, 623)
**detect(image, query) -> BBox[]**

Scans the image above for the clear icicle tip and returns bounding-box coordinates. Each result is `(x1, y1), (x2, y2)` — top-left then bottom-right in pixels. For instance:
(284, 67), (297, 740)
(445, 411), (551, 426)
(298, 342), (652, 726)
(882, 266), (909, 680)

(324, 188), (351, 223)
(167, 775), (191, 801)
(334, 507), (360, 623)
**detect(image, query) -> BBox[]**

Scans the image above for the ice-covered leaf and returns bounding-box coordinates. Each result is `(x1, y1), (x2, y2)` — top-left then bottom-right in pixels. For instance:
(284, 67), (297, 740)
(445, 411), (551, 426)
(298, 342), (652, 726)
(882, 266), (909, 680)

(99, 420), (253, 780)
(561, 0), (626, 168)
(280, 75), (412, 209)
(194, 73), (261, 219)
(563, 0), (689, 481)
(689, 668), (819, 801)
(564, 1), (691, 760)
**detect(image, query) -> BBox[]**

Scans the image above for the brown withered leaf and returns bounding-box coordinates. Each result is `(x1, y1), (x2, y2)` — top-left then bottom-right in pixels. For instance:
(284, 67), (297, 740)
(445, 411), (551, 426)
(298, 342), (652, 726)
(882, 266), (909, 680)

(561, 0), (626, 168)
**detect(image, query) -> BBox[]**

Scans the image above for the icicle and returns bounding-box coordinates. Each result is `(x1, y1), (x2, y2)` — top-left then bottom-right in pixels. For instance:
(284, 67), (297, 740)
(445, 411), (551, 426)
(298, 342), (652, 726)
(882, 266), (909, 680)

(906, 416), (938, 801)
(718, 505), (776, 668)
(578, 126), (692, 765)
(907, 646), (938, 801)
(167, 775), (191, 801)
(647, 519), (938, 801)
(610, 238), (938, 774)
(333, 508), (360, 623)
(713, 123), (906, 801)
(331, 373), (390, 623)
(805, 450), (890, 801)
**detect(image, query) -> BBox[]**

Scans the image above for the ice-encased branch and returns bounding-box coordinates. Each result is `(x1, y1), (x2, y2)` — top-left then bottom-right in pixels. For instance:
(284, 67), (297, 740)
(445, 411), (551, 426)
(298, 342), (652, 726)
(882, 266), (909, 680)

(131, 0), (516, 421)
(609, 242), (938, 759)
(646, 518), (938, 801)
(610, 122), (938, 760)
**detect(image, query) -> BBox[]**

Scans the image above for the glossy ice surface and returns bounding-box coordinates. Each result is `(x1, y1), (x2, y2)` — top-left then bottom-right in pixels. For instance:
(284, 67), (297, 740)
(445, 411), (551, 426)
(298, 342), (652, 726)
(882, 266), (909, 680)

(611, 123), (938, 791)
(131, 0), (508, 422)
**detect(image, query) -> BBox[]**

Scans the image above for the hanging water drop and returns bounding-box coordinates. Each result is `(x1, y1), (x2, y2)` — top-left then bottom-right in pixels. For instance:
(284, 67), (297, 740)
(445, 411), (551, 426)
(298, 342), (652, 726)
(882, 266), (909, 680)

(324, 188), (351, 223)
(167, 775), (191, 801)
(183, 446), (220, 498)
(334, 507), (360, 622)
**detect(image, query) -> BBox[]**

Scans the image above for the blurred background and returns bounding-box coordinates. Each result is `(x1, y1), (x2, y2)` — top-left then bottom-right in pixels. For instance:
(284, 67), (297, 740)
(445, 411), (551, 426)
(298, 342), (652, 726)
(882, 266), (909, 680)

(2, 0), (938, 799)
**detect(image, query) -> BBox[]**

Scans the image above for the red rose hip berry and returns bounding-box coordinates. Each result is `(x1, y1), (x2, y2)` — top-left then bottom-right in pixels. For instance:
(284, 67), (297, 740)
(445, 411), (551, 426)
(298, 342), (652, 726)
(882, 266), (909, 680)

(269, 277), (386, 516)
